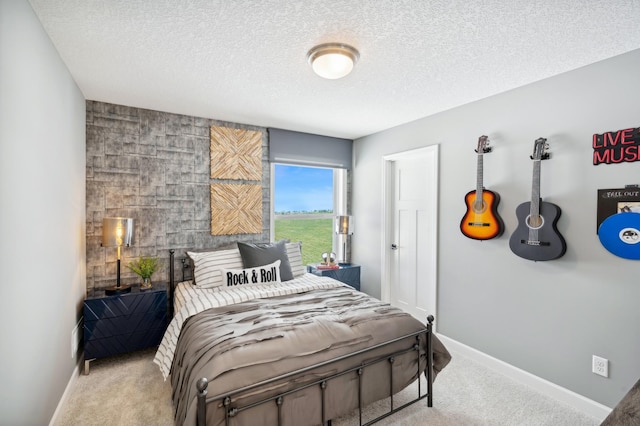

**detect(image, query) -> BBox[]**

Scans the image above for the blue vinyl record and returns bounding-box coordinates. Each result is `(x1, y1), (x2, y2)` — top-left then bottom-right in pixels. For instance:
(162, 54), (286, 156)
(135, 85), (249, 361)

(598, 212), (640, 260)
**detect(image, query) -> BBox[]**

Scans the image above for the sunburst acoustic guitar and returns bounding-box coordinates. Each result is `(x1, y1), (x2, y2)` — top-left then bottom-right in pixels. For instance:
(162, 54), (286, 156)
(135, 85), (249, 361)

(460, 135), (504, 240)
(509, 138), (566, 261)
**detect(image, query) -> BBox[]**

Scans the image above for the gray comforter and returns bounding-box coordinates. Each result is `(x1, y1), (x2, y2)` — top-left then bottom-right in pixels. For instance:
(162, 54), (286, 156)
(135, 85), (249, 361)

(171, 285), (451, 425)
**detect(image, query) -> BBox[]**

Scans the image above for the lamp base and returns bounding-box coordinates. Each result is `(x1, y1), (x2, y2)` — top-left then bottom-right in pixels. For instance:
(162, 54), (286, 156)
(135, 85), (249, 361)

(105, 284), (132, 296)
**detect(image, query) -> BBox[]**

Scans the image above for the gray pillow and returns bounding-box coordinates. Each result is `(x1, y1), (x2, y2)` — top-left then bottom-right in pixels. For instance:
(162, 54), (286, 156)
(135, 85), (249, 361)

(237, 240), (294, 281)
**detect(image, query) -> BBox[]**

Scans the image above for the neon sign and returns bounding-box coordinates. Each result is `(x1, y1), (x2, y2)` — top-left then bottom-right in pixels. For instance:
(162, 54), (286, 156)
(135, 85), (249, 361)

(593, 127), (640, 165)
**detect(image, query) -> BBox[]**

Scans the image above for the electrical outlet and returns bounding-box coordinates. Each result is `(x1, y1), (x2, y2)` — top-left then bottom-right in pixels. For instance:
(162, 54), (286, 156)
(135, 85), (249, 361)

(592, 355), (608, 378)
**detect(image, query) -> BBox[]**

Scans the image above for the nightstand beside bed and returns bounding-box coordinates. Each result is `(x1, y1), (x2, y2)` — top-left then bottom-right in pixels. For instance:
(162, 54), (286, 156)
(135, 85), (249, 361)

(307, 263), (361, 291)
(83, 283), (168, 374)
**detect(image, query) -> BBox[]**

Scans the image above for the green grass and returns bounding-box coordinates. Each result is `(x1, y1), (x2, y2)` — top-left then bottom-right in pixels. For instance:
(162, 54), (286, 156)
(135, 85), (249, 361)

(275, 217), (333, 266)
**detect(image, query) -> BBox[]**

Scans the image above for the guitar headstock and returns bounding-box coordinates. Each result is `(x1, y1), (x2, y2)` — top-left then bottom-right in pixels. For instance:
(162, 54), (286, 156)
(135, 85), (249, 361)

(475, 135), (491, 154)
(530, 137), (550, 161)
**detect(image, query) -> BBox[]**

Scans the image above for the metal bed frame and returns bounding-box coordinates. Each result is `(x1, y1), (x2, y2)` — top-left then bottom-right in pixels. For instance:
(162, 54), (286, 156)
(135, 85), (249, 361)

(168, 250), (436, 426)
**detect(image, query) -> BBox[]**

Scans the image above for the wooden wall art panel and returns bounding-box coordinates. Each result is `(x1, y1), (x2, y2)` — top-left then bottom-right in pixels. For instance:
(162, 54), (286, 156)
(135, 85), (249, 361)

(210, 126), (262, 181)
(210, 183), (262, 235)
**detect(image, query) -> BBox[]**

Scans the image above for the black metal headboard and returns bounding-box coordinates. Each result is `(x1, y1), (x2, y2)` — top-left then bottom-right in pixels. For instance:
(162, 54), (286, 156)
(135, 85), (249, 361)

(168, 249), (193, 318)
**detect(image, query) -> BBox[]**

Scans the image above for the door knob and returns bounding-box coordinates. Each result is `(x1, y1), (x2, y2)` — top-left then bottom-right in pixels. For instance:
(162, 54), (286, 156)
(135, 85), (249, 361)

(391, 244), (398, 250)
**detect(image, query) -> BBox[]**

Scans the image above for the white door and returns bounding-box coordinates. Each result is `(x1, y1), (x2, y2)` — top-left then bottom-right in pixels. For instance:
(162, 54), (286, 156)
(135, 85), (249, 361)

(382, 146), (438, 325)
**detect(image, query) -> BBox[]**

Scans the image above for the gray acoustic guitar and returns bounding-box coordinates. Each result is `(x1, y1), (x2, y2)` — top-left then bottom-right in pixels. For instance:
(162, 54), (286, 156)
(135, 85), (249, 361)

(509, 138), (566, 261)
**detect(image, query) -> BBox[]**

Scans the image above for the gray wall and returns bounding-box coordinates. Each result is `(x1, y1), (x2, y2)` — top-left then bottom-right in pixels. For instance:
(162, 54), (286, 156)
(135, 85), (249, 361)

(85, 101), (270, 292)
(353, 49), (640, 408)
(0, 1), (87, 425)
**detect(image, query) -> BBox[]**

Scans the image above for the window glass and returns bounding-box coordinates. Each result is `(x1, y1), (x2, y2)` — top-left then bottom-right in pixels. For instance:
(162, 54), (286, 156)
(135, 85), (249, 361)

(273, 164), (336, 265)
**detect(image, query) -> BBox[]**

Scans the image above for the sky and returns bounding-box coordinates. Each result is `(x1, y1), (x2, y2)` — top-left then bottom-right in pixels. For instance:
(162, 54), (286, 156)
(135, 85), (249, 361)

(274, 164), (333, 213)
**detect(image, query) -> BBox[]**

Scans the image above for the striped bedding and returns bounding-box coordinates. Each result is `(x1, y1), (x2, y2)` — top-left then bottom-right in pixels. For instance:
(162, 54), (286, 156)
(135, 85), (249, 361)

(153, 273), (347, 380)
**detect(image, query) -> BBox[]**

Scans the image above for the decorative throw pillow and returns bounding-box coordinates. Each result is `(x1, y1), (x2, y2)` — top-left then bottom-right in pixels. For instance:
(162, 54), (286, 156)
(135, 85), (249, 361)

(285, 241), (306, 278)
(237, 240), (294, 281)
(185, 243), (238, 285)
(187, 248), (243, 289)
(220, 260), (281, 288)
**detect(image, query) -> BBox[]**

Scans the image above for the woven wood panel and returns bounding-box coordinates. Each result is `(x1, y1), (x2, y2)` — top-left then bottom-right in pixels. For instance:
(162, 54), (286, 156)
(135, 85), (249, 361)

(210, 126), (262, 181)
(211, 183), (262, 235)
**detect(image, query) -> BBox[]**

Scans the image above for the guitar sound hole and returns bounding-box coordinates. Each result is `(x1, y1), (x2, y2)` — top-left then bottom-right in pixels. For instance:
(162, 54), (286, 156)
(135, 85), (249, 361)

(526, 214), (544, 229)
(472, 200), (486, 214)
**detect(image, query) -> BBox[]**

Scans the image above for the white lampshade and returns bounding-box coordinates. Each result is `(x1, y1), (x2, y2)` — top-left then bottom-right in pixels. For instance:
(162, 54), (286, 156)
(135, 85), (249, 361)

(307, 43), (359, 80)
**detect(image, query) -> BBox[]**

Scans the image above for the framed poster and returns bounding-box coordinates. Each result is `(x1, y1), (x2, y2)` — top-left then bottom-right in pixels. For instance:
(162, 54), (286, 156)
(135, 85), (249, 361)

(596, 186), (640, 233)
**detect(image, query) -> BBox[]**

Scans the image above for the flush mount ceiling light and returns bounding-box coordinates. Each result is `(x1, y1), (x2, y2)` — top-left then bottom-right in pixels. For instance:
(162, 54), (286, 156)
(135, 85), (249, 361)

(307, 43), (360, 79)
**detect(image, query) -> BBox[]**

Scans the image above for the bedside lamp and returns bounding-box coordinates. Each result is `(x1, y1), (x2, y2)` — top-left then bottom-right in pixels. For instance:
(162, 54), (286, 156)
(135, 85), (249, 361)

(102, 217), (134, 295)
(336, 215), (353, 265)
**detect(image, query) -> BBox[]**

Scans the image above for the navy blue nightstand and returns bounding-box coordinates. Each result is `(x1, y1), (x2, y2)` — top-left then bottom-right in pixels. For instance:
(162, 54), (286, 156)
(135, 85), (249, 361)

(83, 283), (168, 374)
(308, 264), (361, 291)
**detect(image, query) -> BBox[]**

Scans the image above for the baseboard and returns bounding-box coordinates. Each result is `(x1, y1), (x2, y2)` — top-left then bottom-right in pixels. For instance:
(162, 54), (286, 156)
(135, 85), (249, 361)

(437, 334), (612, 422)
(48, 355), (82, 426)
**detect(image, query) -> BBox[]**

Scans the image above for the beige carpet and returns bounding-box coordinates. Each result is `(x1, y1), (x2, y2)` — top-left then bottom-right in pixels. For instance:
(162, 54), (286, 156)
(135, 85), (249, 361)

(53, 348), (601, 426)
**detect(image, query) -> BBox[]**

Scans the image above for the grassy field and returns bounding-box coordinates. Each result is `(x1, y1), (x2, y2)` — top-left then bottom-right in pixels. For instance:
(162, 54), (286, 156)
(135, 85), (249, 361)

(275, 217), (333, 265)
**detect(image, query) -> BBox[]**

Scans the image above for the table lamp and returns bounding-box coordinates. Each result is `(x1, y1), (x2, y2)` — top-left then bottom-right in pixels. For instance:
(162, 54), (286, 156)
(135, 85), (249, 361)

(336, 215), (353, 265)
(102, 217), (134, 295)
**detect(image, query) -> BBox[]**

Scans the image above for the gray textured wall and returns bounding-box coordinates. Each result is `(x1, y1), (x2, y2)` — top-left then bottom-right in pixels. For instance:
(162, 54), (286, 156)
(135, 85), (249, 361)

(86, 101), (270, 291)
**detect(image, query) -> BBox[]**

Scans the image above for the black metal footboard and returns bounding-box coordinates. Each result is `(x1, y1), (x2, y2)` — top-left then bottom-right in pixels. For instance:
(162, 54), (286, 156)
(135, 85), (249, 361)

(195, 316), (435, 426)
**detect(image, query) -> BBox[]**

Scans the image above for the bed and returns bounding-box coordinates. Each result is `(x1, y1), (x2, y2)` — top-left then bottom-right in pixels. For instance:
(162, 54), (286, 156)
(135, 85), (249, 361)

(154, 241), (451, 426)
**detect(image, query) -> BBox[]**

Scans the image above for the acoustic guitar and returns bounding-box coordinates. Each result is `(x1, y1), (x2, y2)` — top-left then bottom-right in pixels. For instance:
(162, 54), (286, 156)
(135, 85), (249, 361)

(509, 138), (566, 261)
(460, 135), (504, 240)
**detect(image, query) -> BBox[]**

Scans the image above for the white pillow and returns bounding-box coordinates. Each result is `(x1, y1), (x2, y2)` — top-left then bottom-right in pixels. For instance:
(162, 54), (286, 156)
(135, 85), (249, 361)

(220, 260), (281, 288)
(187, 248), (243, 289)
(285, 242), (306, 278)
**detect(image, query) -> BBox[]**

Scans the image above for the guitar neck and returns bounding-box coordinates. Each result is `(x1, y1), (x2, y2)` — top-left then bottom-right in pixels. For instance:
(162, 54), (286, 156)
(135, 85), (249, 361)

(529, 159), (541, 217)
(476, 153), (484, 196)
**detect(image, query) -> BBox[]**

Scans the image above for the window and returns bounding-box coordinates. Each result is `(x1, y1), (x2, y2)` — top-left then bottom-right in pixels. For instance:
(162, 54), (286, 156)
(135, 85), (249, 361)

(271, 164), (347, 265)
(268, 128), (352, 265)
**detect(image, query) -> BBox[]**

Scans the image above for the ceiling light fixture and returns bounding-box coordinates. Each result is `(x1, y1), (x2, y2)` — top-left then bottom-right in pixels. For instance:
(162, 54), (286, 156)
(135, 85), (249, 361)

(307, 43), (360, 80)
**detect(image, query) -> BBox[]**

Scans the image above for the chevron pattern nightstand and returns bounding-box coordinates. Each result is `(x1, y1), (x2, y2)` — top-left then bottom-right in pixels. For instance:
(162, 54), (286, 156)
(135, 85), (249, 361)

(83, 283), (168, 374)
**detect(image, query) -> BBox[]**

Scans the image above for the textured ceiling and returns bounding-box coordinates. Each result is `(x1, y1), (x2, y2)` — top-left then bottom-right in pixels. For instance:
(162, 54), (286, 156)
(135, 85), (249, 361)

(28, 0), (640, 139)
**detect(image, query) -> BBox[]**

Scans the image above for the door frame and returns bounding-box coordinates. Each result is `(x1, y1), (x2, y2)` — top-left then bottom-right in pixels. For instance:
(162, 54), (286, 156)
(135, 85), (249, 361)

(381, 145), (439, 327)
